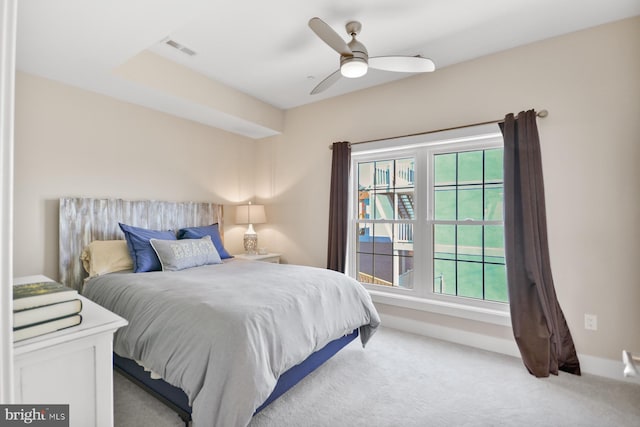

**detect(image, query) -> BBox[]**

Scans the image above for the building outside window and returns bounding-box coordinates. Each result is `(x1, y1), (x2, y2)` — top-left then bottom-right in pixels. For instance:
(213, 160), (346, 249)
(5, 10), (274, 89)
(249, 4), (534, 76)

(348, 125), (508, 311)
(356, 157), (415, 288)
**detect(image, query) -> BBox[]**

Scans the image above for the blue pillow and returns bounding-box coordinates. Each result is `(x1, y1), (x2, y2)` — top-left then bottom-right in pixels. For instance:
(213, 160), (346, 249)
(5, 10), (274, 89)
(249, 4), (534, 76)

(177, 223), (232, 259)
(119, 223), (176, 272)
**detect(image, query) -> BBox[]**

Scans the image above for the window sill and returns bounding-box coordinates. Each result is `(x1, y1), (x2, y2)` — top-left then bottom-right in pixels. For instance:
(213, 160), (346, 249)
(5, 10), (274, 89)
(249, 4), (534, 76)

(368, 290), (512, 327)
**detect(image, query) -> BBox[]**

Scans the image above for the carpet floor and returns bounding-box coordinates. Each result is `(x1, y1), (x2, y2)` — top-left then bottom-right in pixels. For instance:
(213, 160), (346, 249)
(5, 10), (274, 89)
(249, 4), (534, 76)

(114, 327), (640, 426)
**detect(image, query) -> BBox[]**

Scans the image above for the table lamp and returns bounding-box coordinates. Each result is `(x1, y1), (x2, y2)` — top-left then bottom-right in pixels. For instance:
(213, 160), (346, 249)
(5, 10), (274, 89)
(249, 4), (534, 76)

(235, 202), (266, 255)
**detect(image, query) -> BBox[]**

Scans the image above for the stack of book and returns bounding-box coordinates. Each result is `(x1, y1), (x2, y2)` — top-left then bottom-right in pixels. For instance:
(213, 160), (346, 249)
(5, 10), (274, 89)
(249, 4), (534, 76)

(13, 280), (83, 342)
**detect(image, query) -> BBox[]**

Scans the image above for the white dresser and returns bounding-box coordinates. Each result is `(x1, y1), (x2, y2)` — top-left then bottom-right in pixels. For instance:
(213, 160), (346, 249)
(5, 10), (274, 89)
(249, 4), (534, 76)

(13, 276), (127, 427)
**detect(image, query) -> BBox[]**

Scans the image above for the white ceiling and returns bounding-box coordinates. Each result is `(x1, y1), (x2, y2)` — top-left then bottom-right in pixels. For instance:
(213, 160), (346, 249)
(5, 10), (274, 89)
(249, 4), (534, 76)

(16, 0), (640, 138)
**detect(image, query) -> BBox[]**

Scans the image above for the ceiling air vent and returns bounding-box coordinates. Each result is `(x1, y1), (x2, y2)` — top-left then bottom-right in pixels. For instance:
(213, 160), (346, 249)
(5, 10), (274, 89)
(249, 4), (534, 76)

(165, 39), (196, 56)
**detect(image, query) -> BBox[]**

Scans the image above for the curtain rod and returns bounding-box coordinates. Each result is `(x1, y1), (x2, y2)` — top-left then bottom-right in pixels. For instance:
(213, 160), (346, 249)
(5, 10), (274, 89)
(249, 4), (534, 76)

(329, 109), (548, 149)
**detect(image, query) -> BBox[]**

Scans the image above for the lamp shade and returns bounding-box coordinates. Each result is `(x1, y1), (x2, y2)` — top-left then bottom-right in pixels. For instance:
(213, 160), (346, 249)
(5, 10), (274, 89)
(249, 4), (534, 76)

(235, 204), (266, 225)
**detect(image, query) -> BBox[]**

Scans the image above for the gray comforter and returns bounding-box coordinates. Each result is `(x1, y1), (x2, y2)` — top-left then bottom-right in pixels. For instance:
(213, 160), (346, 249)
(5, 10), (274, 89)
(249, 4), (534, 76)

(83, 259), (380, 426)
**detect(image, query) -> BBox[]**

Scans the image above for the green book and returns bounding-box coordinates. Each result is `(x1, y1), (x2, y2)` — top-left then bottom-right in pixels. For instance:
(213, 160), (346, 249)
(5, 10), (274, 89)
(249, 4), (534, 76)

(13, 299), (83, 329)
(13, 281), (78, 311)
(13, 314), (82, 342)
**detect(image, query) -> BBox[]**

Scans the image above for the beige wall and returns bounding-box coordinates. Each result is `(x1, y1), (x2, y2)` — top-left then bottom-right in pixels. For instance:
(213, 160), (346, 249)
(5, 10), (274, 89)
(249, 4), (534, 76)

(13, 72), (256, 279)
(12, 17), (639, 364)
(255, 17), (640, 361)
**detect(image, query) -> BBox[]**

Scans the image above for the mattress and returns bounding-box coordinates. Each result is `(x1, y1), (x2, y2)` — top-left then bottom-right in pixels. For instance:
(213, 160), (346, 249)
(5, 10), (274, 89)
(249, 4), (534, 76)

(83, 259), (380, 426)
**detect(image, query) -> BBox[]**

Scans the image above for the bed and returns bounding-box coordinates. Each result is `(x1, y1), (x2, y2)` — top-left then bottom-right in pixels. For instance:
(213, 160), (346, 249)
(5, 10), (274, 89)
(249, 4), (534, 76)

(58, 197), (380, 427)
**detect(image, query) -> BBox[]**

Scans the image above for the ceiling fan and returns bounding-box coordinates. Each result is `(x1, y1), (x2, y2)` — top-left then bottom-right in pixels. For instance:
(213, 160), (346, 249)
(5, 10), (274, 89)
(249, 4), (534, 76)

(308, 17), (435, 95)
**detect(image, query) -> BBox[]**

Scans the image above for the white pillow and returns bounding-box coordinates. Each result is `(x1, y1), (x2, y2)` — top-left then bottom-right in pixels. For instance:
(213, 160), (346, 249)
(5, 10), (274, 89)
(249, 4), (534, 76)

(81, 240), (134, 277)
(150, 235), (222, 271)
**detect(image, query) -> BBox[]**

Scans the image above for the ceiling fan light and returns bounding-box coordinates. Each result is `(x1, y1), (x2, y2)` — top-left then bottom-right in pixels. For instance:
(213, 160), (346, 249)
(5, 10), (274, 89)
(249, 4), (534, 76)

(341, 58), (368, 78)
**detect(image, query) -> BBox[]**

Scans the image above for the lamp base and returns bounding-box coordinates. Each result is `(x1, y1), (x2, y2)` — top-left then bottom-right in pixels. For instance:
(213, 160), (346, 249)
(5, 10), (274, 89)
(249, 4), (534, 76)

(243, 232), (258, 255)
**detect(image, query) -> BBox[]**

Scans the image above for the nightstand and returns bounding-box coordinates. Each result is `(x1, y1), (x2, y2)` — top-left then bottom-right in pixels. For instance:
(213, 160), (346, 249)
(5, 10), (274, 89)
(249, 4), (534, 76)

(234, 253), (281, 263)
(13, 275), (128, 427)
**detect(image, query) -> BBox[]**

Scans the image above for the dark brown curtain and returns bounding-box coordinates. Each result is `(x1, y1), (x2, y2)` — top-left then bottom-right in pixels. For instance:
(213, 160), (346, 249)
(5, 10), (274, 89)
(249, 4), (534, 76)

(501, 110), (581, 377)
(327, 142), (351, 272)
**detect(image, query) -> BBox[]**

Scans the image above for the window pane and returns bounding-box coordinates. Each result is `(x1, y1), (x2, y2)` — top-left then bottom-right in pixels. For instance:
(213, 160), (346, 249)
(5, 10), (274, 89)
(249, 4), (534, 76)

(484, 148), (503, 183)
(457, 225), (482, 262)
(395, 158), (415, 188)
(434, 186), (456, 220)
(458, 185), (483, 220)
(396, 255), (414, 289)
(434, 224), (455, 260)
(358, 162), (375, 190)
(373, 254), (394, 286)
(357, 220), (414, 289)
(429, 148), (506, 303)
(435, 153), (456, 185)
(374, 160), (393, 188)
(356, 252), (374, 284)
(434, 259), (456, 295)
(371, 192), (394, 220)
(458, 151), (483, 184)
(484, 225), (505, 264)
(394, 223), (413, 251)
(485, 263), (508, 303)
(396, 192), (415, 220)
(372, 223), (393, 255)
(396, 240), (414, 289)
(484, 184), (503, 221)
(358, 190), (371, 219)
(356, 223), (373, 254)
(457, 261), (483, 299)
(355, 156), (418, 289)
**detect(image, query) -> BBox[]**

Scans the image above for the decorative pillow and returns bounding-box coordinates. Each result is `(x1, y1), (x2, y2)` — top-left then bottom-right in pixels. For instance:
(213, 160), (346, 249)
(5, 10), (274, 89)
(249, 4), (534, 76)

(80, 240), (133, 277)
(177, 223), (232, 259)
(119, 223), (176, 273)
(150, 236), (222, 271)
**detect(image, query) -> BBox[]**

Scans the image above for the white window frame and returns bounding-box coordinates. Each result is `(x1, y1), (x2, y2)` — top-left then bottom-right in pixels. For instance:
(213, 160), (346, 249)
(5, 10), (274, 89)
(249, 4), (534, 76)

(346, 124), (511, 326)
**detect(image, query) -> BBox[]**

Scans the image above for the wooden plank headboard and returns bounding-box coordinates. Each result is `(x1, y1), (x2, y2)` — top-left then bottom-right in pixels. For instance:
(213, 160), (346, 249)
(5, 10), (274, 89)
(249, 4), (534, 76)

(59, 197), (223, 290)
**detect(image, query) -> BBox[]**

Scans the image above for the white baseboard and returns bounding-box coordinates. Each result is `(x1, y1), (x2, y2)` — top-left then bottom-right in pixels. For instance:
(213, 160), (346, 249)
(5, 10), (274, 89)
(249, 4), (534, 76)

(380, 312), (637, 384)
(578, 354), (638, 384)
(380, 312), (520, 357)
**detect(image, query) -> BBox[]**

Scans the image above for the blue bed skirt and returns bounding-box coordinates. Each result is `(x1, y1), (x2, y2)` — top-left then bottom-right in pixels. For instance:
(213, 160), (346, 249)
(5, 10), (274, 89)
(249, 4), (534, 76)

(114, 329), (359, 422)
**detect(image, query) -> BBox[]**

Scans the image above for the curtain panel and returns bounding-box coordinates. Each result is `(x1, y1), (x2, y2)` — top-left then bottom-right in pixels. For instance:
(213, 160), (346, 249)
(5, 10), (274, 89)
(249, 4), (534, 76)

(501, 110), (581, 377)
(327, 141), (351, 272)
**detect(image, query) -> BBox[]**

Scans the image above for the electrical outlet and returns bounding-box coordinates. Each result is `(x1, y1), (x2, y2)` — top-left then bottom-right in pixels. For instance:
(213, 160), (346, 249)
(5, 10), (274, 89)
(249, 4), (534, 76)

(584, 314), (598, 331)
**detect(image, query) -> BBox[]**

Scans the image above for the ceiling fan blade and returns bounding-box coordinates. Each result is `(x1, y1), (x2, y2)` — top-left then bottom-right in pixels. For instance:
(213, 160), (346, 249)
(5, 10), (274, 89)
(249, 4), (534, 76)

(308, 17), (352, 56)
(310, 69), (342, 95)
(369, 56), (436, 73)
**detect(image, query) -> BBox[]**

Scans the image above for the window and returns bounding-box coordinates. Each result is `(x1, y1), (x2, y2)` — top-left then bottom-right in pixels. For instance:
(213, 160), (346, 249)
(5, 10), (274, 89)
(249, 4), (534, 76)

(432, 147), (507, 303)
(348, 125), (508, 311)
(355, 158), (415, 288)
